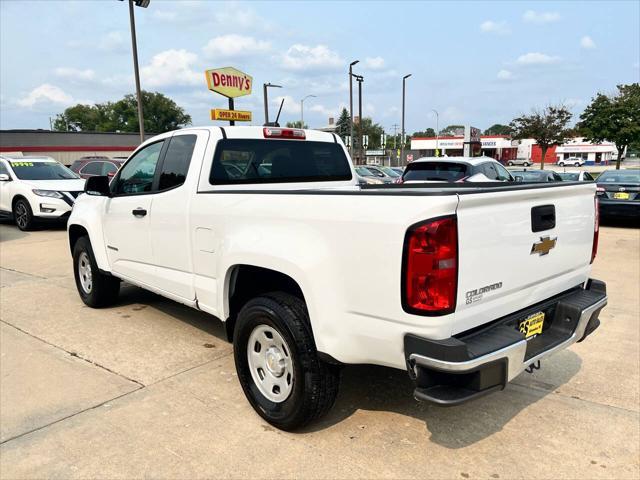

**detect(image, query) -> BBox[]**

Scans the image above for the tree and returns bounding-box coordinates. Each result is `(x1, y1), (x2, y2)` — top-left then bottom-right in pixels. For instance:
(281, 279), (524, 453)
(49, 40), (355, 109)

(412, 128), (436, 138)
(509, 105), (572, 170)
(439, 125), (464, 136)
(53, 91), (191, 133)
(286, 121), (308, 129)
(484, 124), (511, 135)
(334, 107), (351, 140)
(577, 83), (640, 170)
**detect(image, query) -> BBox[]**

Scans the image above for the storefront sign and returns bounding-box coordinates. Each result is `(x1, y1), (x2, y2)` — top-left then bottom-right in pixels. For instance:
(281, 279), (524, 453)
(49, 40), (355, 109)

(365, 149), (385, 156)
(210, 109), (252, 122)
(205, 67), (253, 98)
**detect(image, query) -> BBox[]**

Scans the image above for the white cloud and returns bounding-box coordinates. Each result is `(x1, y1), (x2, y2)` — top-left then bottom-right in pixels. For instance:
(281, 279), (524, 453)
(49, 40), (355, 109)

(280, 44), (343, 72)
(364, 56), (385, 70)
(17, 84), (74, 108)
(523, 10), (561, 24)
(516, 52), (561, 65)
(203, 34), (270, 58)
(54, 67), (96, 81)
(580, 35), (596, 49)
(99, 31), (127, 53)
(141, 49), (201, 88)
(497, 69), (514, 80)
(271, 95), (300, 116)
(480, 20), (511, 35)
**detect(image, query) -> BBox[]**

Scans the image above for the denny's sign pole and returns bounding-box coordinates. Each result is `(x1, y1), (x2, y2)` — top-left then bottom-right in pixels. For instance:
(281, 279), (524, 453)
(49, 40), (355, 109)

(205, 67), (253, 125)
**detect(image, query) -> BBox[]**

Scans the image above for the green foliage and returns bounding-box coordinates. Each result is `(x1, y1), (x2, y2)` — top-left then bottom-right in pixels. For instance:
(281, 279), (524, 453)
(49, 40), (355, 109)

(412, 128), (436, 138)
(484, 124), (511, 135)
(53, 91), (192, 134)
(577, 83), (640, 169)
(439, 125), (464, 136)
(334, 107), (351, 139)
(510, 105), (572, 170)
(286, 121), (308, 129)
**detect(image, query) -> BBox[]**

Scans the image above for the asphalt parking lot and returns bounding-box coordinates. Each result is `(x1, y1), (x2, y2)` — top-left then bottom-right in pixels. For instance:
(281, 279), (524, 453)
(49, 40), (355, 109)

(0, 221), (638, 479)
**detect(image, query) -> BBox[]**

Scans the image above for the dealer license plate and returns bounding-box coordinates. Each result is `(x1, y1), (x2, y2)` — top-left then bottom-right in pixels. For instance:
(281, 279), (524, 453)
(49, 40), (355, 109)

(519, 312), (545, 339)
(613, 192), (630, 200)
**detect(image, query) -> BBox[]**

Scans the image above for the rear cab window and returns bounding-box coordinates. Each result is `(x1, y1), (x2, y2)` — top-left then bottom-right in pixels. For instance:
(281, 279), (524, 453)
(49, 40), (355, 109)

(402, 162), (469, 182)
(209, 139), (352, 185)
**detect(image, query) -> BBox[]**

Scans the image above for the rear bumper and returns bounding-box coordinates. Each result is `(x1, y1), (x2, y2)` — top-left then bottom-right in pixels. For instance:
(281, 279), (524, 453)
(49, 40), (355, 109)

(405, 279), (607, 406)
(598, 199), (639, 217)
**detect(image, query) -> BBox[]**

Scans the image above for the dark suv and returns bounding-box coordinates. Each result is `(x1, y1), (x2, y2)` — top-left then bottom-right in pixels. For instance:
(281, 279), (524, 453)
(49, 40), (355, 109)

(70, 157), (125, 179)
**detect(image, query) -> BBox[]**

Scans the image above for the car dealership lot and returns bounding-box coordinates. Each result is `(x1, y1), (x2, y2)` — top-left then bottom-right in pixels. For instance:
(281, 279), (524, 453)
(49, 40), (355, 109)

(0, 222), (638, 479)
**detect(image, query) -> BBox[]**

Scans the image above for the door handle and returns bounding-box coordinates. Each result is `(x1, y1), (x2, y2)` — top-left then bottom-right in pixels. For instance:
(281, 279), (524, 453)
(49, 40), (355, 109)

(132, 208), (147, 217)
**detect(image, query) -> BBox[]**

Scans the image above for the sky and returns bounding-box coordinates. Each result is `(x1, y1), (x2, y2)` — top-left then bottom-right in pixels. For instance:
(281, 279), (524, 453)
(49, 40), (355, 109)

(1, 0), (639, 134)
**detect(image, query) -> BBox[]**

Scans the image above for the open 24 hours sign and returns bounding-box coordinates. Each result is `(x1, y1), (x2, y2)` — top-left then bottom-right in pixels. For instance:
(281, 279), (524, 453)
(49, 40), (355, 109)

(205, 67), (252, 98)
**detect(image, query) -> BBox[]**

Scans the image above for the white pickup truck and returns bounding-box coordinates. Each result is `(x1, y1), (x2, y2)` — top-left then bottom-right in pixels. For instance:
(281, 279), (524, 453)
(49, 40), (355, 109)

(67, 126), (607, 430)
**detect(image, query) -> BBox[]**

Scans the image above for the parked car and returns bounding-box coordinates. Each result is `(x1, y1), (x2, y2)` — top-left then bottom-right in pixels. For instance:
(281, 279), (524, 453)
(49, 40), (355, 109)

(511, 169), (563, 182)
(70, 157), (124, 179)
(354, 166), (383, 185)
(68, 126), (606, 430)
(361, 165), (395, 184)
(398, 156), (513, 183)
(0, 155), (85, 230)
(378, 166), (401, 179)
(557, 171), (595, 182)
(390, 167), (404, 175)
(557, 157), (586, 167)
(596, 169), (640, 218)
(506, 158), (532, 167)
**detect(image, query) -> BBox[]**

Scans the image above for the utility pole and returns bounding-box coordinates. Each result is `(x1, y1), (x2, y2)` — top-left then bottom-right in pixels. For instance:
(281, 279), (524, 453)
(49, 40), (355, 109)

(348, 60), (359, 158)
(263, 83), (282, 125)
(401, 74), (411, 165)
(355, 75), (364, 165)
(125, 0), (149, 143)
(391, 123), (399, 165)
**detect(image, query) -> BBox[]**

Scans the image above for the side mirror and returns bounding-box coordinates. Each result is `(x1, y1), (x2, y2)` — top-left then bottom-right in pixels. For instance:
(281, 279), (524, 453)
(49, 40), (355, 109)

(0, 173), (11, 182)
(514, 176), (524, 182)
(85, 175), (111, 196)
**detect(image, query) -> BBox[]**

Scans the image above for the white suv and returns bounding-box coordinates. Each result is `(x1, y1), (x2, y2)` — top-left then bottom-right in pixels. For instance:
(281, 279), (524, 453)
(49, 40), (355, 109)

(0, 155), (85, 230)
(557, 156), (586, 167)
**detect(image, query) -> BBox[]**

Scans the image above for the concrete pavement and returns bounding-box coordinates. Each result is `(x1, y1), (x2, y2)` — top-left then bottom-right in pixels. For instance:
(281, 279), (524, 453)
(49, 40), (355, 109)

(0, 220), (638, 479)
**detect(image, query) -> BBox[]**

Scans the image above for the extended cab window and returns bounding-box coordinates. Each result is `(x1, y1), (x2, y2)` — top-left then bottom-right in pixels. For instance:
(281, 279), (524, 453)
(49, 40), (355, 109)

(113, 141), (164, 195)
(158, 135), (197, 190)
(210, 139), (352, 185)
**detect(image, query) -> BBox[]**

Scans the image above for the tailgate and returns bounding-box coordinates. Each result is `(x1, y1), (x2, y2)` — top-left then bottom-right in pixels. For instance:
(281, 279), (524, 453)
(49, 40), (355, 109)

(453, 183), (596, 335)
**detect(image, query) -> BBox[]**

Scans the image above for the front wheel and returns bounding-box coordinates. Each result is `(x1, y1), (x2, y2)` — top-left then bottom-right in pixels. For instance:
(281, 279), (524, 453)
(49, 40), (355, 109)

(559, 162), (565, 167)
(574, 162), (581, 167)
(523, 162), (530, 167)
(13, 198), (34, 231)
(73, 236), (120, 308)
(233, 292), (340, 431)
(507, 161), (514, 166)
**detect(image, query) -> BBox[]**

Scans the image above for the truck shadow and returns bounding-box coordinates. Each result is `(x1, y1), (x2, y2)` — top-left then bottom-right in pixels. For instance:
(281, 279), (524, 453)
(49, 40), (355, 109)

(305, 351), (582, 448)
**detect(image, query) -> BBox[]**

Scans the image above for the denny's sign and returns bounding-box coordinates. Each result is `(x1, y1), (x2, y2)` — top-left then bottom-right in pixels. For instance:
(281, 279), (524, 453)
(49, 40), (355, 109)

(205, 67), (252, 98)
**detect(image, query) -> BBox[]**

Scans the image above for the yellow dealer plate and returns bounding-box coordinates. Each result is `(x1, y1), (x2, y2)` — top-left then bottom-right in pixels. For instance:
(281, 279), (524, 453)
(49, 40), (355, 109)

(519, 312), (545, 339)
(613, 192), (630, 200)
(210, 109), (252, 122)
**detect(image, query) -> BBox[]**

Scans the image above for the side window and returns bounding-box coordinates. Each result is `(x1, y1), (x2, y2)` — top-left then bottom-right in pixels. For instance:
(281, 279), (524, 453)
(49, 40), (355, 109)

(158, 135), (197, 191)
(584, 173), (594, 181)
(494, 163), (512, 181)
(481, 163), (499, 180)
(0, 161), (9, 176)
(113, 141), (164, 195)
(101, 162), (118, 176)
(81, 162), (102, 176)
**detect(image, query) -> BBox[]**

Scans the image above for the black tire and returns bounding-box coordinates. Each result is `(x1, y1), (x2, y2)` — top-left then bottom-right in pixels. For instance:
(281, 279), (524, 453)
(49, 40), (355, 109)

(574, 162), (580, 167)
(73, 236), (120, 308)
(507, 161), (514, 166)
(233, 292), (340, 431)
(559, 162), (565, 167)
(13, 198), (35, 231)
(524, 162), (530, 167)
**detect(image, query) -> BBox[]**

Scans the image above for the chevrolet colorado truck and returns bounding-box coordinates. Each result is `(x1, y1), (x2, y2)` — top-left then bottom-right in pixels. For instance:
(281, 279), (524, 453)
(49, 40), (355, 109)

(67, 126), (607, 430)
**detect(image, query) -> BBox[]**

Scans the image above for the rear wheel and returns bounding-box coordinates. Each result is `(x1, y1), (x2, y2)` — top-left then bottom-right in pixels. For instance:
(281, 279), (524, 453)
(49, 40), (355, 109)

(523, 162), (530, 167)
(13, 198), (34, 231)
(507, 161), (514, 166)
(559, 162), (565, 167)
(574, 162), (580, 167)
(233, 292), (340, 431)
(73, 236), (120, 307)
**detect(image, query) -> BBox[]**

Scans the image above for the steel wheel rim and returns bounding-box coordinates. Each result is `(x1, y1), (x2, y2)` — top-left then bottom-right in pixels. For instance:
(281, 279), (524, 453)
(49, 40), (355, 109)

(78, 252), (92, 294)
(15, 202), (28, 228)
(247, 324), (294, 403)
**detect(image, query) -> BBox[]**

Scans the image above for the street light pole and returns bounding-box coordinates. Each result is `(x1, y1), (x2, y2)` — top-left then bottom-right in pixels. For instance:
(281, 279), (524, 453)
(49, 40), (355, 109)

(125, 0), (149, 143)
(401, 74), (412, 165)
(349, 60), (359, 158)
(263, 83), (282, 125)
(355, 75), (364, 165)
(300, 94), (316, 127)
(431, 109), (439, 156)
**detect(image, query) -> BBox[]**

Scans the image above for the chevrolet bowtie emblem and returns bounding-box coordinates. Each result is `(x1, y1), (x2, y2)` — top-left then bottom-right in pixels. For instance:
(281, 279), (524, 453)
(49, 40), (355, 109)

(531, 236), (557, 256)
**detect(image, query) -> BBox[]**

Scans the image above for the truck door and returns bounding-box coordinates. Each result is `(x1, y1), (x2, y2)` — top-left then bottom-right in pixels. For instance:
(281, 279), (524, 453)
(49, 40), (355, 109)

(103, 140), (166, 286)
(147, 130), (208, 301)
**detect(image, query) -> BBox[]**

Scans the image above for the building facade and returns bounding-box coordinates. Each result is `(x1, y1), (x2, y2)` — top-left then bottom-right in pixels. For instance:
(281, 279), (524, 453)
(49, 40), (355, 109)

(410, 135), (518, 161)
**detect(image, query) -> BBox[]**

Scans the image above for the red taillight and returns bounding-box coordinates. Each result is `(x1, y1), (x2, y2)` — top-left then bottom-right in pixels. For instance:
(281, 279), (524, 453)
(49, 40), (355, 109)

(591, 197), (599, 264)
(263, 127), (306, 139)
(402, 216), (458, 315)
(596, 186), (605, 195)
(395, 177), (404, 184)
